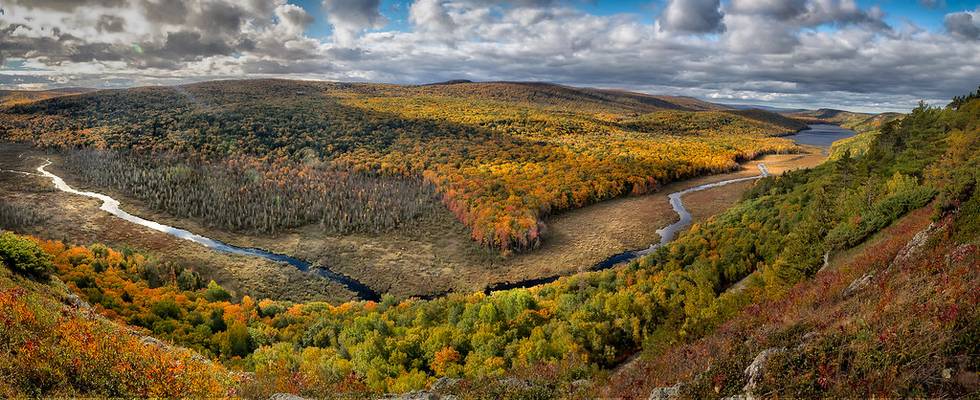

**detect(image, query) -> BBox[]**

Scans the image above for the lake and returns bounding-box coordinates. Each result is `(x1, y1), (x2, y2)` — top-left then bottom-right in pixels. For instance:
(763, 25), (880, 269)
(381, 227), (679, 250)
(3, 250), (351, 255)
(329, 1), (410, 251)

(786, 124), (857, 148)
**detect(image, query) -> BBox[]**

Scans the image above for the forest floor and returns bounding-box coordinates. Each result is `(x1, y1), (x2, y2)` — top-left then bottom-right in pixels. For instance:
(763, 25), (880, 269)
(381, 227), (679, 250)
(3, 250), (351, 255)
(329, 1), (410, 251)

(0, 142), (826, 302)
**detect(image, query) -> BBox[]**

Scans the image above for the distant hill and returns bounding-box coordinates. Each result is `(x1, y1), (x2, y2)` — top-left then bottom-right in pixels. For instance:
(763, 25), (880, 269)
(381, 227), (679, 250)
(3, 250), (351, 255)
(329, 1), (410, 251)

(786, 108), (903, 131)
(411, 81), (727, 113)
(0, 87), (92, 107)
(720, 103), (808, 113)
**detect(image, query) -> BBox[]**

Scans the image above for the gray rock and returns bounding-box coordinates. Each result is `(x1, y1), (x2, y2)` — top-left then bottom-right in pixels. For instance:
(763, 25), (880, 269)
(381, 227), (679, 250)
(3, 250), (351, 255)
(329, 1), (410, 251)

(742, 347), (785, 399)
(383, 391), (436, 400)
(648, 383), (682, 400)
(140, 335), (167, 349)
(892, 222), (937, 268)
(64, 291), (92, 310)
(269, 393), (308, 400)
(842, 272), (874, 297)
(498, 377), (532, 390)
(430, 377), (459, 392)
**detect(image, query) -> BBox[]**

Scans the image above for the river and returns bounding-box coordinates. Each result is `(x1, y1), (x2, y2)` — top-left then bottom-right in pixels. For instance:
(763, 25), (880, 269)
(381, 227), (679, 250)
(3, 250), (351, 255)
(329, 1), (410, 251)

(33, 159), (381, 301)
(20, 124), (852, 299)
(487, 124), (855, 292)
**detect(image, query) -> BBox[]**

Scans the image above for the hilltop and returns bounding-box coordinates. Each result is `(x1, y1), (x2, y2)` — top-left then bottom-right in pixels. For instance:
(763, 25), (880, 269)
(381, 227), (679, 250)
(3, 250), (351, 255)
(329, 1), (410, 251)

(0, 87), (92, 107)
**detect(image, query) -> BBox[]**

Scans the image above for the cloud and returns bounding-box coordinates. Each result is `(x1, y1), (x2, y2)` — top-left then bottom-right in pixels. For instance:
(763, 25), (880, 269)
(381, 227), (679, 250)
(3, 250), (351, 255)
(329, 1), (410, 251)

(659, 0), (725, 34)
(322, 0), (386, 46)
(142, 0), (189, 25)
(945, 10), (980, 40)
(275, 4), (315, 37)
(728, 0), (808, 20)
(96, 15), (126, 33)
(8, 0), (126, 12)
(1, 0), (978, 112)
(727, 0), (889, 30)
(410, 0), (457, 33)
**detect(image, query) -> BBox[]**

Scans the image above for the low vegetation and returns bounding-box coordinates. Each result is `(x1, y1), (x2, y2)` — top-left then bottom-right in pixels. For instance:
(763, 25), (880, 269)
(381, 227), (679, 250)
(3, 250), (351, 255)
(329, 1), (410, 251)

(0, 233), (231, 398)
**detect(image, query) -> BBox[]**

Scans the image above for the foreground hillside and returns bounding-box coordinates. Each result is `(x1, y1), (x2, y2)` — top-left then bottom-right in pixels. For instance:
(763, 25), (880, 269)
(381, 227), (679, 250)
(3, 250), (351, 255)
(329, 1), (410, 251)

(0, 79), (802, 253)
(1, 91), (976, 398)
(0, 233), (231, 397)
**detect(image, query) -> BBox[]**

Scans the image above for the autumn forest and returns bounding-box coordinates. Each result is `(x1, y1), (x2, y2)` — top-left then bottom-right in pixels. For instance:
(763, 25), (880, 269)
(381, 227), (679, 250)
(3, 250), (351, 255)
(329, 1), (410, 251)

(1, 81), (978, 399)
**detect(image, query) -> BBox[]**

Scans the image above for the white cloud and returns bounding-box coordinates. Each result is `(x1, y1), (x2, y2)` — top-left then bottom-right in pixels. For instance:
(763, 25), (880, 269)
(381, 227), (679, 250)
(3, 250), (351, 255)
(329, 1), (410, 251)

(322, 0), (386, 46)
(1, 0), (979, 112)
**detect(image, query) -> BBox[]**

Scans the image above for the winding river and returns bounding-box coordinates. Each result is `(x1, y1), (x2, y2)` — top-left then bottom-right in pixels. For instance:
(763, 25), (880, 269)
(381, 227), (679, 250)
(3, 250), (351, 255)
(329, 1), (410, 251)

(32, 159), (381, 301)
(485, 163), (771, 292)
(18, 124), (852, 299)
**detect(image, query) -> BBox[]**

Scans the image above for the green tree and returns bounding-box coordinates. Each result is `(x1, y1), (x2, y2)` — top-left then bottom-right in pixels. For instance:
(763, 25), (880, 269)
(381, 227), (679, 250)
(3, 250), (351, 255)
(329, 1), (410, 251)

(0, 232), (53, 279)
(224, 322), (253, 358)
(204, 280), (231, 302)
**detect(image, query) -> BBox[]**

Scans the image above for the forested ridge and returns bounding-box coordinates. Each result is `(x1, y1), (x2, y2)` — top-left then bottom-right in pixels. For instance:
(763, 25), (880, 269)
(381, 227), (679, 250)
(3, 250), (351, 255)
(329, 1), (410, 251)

(2, 90), (976, 398)
(0, 79), (802, 252)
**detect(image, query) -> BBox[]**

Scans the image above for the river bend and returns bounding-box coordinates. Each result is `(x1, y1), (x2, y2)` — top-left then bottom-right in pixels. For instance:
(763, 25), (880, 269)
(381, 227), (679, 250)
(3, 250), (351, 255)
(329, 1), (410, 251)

(33, 160), (381, 301)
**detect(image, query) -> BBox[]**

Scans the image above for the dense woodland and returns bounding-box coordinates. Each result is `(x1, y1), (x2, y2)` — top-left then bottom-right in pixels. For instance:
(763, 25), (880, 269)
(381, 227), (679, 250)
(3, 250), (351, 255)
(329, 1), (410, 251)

(2, 92), (976, 397)
(0, 80), (802, 252)
(60, 149), (439, 235)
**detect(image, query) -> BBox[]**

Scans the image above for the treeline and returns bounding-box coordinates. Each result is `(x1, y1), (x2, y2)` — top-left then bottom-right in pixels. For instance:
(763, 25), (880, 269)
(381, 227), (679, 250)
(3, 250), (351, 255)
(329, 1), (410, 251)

(60, 149), (438, 235)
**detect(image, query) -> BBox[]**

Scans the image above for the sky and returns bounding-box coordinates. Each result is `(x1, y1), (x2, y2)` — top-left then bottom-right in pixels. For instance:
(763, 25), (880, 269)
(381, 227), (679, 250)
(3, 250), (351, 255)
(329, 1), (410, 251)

(0, 0), (978, 112)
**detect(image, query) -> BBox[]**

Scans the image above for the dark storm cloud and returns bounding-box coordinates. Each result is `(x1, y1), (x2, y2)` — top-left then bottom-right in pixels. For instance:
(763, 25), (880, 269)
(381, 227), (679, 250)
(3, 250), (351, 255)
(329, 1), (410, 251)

(660, 0), (725, 33)
(96, 15), (126, 33)
(156, 30), (234, 58)
(196, 1), (247, 35)
(728, 0), (808, 20)
(9, 0), (126, 11)
(142, 0), (189, 25)
(945, 11), (980, 40)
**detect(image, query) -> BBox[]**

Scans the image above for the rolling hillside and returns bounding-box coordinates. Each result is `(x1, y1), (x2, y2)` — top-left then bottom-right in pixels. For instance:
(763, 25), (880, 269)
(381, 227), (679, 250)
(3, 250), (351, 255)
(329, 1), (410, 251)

(0, 88), (92, 107)
(0, 79), (804, 253)
(2, 90), (975, 398)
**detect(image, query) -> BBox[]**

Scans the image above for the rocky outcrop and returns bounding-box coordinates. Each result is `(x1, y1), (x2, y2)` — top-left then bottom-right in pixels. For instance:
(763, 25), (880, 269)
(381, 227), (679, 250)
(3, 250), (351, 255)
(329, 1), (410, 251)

(742, 347), (785, 398)
(268, 393), (308, 400)
(648, 382), (682, 400)
(891, 222), (938, 268)
(842, 272), (874, 297)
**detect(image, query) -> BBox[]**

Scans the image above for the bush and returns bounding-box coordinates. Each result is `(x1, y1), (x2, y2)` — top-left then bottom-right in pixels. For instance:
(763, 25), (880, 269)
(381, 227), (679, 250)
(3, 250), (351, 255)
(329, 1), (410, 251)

(0, 231), (53, 279)
(151, 299), (181, 319)
(204, 280), (231, 302)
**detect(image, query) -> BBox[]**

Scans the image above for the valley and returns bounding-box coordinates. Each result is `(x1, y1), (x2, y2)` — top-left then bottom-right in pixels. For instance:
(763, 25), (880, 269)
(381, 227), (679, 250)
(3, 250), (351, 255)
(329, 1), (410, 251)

(0, 139), (827, 302)
(0, 81), (975, 399)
